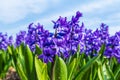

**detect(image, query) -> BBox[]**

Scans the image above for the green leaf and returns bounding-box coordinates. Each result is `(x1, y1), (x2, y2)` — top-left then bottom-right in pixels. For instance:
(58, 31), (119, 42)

(17, 54), (26, 75)
(74, 55), (100, 80)
(47, 62), (52, 78)
(19, 43), (25, 56)
(35, 45), (42, 55)
(42, 64), (49, 80)
(35, 56), (43, 80)
(105, 63), (115, 80)
(4, 58), (12, 72)
(93, 62), (99, 80)
(24, 45), (34, 79)
(68, 58), (77, 80)
(0, 51), (4, 76)
(53, 57), (67, 80)
(35, 56), (49, 80)
(99, 44), (105, 61)
(97, 61), (104, 80)
(18, 45), (26, 73)
(0, 50), (3, 54)
(114, 64), (120, 79)
(7, 46), (13, 55)
(0, 50), (12, 78)
(16, 63), (28, 80)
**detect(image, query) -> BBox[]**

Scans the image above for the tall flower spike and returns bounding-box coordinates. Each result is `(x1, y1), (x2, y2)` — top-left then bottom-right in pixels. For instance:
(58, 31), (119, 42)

(16, 31), (26, 46)
(0, 33), (13, 50)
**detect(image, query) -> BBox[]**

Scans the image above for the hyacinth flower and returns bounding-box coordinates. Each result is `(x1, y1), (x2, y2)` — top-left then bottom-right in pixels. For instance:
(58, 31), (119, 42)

(12, 11), (120, 64)
(15, 31), (26, 46)
(68, 11), (84, 55)
(25, 23), (48, 51)
(84, 23), (109, 56)
(38, 31), (57, 63)
(51, 11), (84, 59)
(104, 31), (120, 62)
(84, 29), (93, 55)
(0, 33), (13, 50)
(52, 16), (70, 58)
(25, 23), (56, 63)
(114, 32), (120, 63)
(38, 45), (57, 63)
(38, 11), (84, 62)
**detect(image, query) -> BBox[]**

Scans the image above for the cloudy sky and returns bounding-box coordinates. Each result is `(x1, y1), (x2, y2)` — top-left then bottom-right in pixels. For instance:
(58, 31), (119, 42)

(0, 0), (120, 36)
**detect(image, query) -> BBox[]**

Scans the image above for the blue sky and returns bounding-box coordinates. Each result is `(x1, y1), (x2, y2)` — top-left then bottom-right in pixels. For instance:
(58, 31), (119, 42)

(0, 0), (120, 37)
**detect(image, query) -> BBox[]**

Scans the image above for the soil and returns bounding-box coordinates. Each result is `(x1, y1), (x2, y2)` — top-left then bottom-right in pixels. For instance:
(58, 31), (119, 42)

(2, 67), (20, 80)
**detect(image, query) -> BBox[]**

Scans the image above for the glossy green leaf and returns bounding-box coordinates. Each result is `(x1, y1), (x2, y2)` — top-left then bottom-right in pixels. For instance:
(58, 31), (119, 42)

(99, 44), (105, 61)
(53, 57), (67, 80)
(35, 56), (49, 80)
(7, 46), (12, 55)
(68, 58), (76, 80)
(24, 45), (34, 79)
(16, 63), (27, 80)
(42, 64), (49, 80)
(97, 61), (104, 80)
(35, 45), (42, 55)
(74, 55), (100, 80)
(114, 64), (120, 79)
(35, 56), (43, 80)
(105, 63), (115, 80)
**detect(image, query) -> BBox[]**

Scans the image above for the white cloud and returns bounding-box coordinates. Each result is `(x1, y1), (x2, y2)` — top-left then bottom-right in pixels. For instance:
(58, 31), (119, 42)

(0, 0), (61, 23)
(14, 0), (119, 30)
(0, 0), (118, 24)
(2, 0), (120, 36)
(35, 0), (119, 24)
(0, 0), (45, 23)
(79, 0), (119, 13)
(41, 0), (119, 20)
(61, 0), (118, 14)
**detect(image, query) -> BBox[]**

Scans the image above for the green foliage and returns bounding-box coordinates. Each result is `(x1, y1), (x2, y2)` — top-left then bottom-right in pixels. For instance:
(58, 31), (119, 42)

(35, 56), (49, 80)
(53, 56), (67, 80)
(24, 45), (34, 80)
(67, 58), (76, 80)
(35, 45), (42, 55)
(74, 55), (100, 80)
(0, 49), (12, 79)
(1, 44), (120, 80)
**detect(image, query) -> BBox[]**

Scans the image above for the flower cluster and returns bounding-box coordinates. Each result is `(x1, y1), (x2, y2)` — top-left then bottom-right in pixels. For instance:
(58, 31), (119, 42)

(25, 23), (46, 51)
(0, 33), (13, 50)
(104, 31), (120, 62)
(84, 23), (109, 56)
(0, 11), (120, 63)
(52, 11), (84, 58)
(16, 31), (26, 46)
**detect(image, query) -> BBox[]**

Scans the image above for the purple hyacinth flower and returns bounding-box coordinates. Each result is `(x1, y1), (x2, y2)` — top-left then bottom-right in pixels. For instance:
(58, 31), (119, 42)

(15, 31), (26, 46)
(0, 33), (13, 50)
(38, 47), (56, 63)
